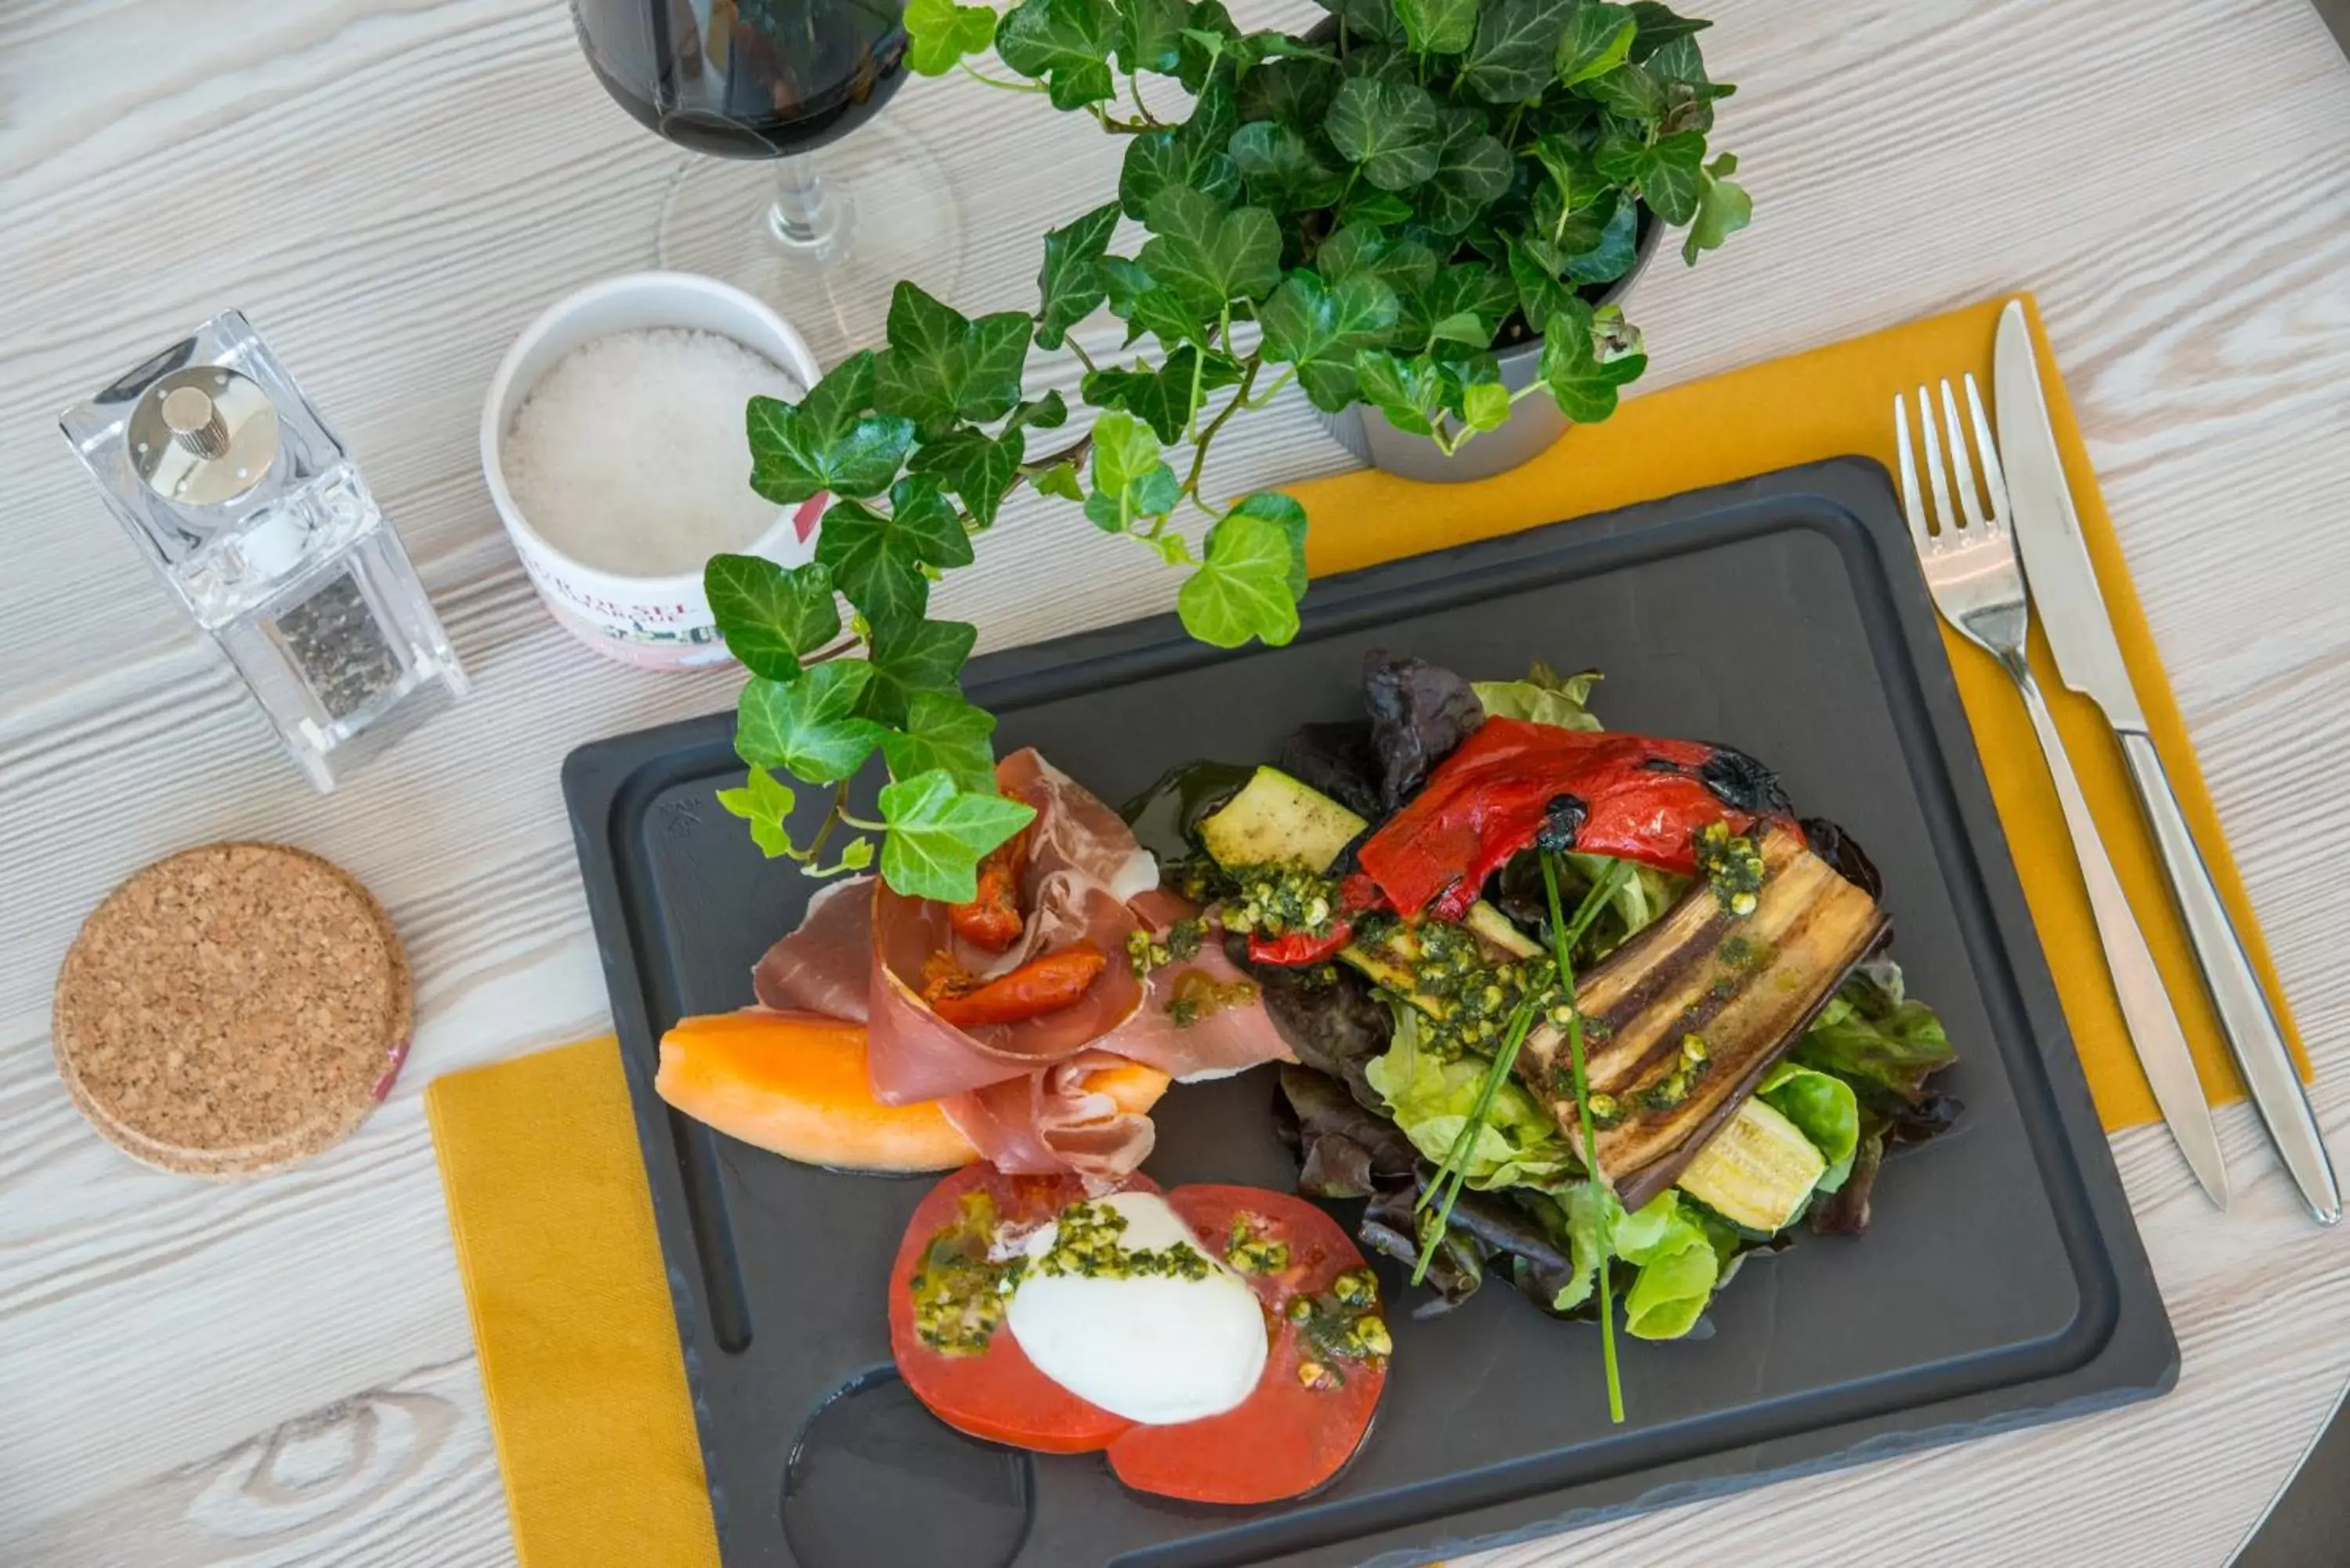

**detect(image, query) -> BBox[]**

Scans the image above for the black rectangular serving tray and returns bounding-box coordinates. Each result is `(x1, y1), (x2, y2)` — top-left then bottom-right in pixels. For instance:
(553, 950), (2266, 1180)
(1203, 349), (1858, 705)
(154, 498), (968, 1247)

(563, 457), (2175, 1568)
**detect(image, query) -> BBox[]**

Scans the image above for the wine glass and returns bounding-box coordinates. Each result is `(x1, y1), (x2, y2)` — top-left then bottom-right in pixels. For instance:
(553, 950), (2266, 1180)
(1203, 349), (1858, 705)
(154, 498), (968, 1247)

(572, 0), (965, 362)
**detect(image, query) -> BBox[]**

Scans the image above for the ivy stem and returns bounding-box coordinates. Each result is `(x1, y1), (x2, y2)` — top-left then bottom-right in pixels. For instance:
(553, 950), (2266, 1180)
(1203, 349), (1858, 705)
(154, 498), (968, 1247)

(1182, 358), (1258, 500)
(837, 809), (888, 834)
(1127, 74), (1160, 128)
(802, 636), (860, 665)
(1243, 366), (1296, 408)
(1064, 335), (1101, 375)
(958, 62), (1045, 93)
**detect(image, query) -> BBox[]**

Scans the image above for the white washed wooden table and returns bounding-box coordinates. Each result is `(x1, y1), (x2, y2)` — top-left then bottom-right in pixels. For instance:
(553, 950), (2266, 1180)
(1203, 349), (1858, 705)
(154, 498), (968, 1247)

(5, 1), (2350, 1563)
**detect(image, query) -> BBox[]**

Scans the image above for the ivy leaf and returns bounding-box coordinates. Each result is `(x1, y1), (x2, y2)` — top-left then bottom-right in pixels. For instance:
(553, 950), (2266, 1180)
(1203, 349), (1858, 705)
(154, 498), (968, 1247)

(717, 764), (799, 858)
(996, 0), (1119, 109)
(1637, 130), (1707, 223)
(865, 616), (979, 725)
(878, 770), (1038, 904)
(1538, 299), (1644, 423)
(1595, 128), (1705, 223)
(907, 428), (1024, 529)
(1556, 1), (1635, 86)
(1083, 344), (1246, 443)
(1682, 151), (1751, 265)
(1455, 0), (1574, 102)
(906, 0), (1000, 74)
(1138, 185), (1282, 315)
(1355, 347), (1446, 436)
(747, 352), (914, 504)
(1034, 462), (1085, 501)
(1174, 0), (1245, 91)
(1413, 108), (1513, 235)
(873, 283), (1032, 436)
(1083, 409), (1182, 528)
(1036, 201), (1121, 349)
(1325, 78), (1443, 191)
(1337, 186), (1415, 229)
(1099, 255), (1211, 350)
(1532, 179), (1614, 258)
(1397, 262), (1515, 354)
(1228, 121), (1347, 211)
(1114, 0), (1190, 74)
(736, 662), (888, 785)
(811, 836), (876, 876)
(1626, 0), (1709, 57)
(1235, 55), (1340, 128)
(1434, 350), (1504, 421)
(1120, 126), (1242, 222)
(1227, 490), (1309, 599)
(1321, 0), (1404, 45)
(705, 555), (841, 680)
(818, 474), (975, 636)
(1008, 391), (1070, 432)
(1178, 506), (1302, 648)
(881, 690), (1001, 793)
(1582, 61), (1663, 121)
(1461, 379), (1512, 431)
(1506, 233), (1577, 334)
(1318, 224), (1441, 300)
(1567, 196), (1642, 284)
(1119, 74), (1240, 218)
(1395, 0), (1478, 55)
(1260, 269), (1403, 411)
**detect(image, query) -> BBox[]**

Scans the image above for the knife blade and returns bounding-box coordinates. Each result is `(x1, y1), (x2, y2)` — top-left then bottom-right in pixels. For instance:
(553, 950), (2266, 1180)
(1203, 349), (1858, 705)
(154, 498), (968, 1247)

(1995, 298), (2341, 1223)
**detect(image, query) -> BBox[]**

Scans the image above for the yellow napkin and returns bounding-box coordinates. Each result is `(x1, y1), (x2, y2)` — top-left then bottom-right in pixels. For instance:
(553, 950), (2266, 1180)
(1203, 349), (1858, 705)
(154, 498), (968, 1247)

(428, 294), (2309, 1566)
(427, 1040), (719, 1568)
(1292, 292), (2309, 1125)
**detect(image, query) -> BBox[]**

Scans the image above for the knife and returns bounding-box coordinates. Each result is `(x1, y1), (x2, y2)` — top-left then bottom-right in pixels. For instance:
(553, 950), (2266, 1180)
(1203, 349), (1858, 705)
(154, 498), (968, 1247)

(1995, 298), (2340, 1224)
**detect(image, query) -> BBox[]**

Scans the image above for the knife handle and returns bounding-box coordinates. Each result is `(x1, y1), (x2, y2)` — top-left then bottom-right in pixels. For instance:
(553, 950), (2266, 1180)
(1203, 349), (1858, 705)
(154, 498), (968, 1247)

(2117, 729), (2341, 1224)
(2007, 659), (2231, 1207)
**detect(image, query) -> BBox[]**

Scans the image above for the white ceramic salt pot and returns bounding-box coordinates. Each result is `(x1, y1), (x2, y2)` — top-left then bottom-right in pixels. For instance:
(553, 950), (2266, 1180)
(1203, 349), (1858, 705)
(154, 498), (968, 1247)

(480, 272), (825, 671)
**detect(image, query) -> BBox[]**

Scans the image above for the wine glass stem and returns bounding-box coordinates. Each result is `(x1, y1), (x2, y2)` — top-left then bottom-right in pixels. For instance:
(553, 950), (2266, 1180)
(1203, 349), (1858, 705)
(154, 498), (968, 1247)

(766, 158), (843, 254)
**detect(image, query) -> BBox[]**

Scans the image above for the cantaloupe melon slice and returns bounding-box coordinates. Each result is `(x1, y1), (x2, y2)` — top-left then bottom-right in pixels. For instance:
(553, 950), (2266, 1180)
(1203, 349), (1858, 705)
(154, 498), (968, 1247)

(655, 1010), (1170, 1173)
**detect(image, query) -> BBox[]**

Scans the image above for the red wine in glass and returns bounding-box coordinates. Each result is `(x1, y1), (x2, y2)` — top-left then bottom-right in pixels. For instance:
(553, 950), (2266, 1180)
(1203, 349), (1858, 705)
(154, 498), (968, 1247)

(573, 0), (909, 161)
(569, 0), (956, 359)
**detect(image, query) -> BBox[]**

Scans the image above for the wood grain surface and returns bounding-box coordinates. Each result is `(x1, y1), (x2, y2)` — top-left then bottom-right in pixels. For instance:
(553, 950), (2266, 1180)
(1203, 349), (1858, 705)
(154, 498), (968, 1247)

(4, 1), (2348, 1563)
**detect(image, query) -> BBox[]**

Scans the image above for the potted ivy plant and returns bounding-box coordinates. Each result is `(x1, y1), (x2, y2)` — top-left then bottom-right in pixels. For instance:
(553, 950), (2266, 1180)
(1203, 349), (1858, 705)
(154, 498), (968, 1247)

(705, 0), (1748, 896)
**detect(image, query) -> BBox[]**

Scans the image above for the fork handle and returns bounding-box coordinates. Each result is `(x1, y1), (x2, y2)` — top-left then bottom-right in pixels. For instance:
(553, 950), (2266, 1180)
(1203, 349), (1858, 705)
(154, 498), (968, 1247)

(2005, 656), (2231, 1208)
(2115, 729), (2340, 1223)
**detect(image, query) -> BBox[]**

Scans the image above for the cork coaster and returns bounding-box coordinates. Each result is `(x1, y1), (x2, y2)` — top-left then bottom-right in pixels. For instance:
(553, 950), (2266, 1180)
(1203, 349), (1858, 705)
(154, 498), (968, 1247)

(52, 842), (413, 1179)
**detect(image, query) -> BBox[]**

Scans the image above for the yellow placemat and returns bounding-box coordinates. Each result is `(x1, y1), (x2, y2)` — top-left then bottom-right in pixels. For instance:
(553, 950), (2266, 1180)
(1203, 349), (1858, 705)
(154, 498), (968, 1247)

(1289, 291), (2309, 1125)
(429, 294), (2310, 1566)
(427, 1039), (720, 1568)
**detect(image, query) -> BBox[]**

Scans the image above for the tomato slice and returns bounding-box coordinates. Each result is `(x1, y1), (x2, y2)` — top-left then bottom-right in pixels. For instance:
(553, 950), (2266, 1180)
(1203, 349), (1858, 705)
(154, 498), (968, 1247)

(1107, 1186), (1388, 1506)
(888, 1163), (1148, 1454)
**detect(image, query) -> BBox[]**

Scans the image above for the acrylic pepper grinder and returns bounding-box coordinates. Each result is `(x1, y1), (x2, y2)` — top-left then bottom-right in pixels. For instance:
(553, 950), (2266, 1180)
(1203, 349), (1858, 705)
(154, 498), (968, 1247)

(61, 311), (469, 790)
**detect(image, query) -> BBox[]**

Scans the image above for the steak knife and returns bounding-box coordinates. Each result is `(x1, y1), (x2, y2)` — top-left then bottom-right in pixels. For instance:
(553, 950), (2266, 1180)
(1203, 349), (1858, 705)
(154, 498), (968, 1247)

(1995, 298), (2340, 1224)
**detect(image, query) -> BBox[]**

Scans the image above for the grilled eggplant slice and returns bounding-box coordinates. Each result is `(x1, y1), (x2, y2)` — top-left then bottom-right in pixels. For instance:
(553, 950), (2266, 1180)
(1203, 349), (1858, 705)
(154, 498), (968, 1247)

(1521, 822), (1889, 1212)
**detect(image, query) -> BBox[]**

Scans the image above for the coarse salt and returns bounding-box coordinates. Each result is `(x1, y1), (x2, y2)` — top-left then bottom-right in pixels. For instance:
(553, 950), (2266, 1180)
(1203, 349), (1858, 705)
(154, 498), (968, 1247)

(501, 327), (802, 580)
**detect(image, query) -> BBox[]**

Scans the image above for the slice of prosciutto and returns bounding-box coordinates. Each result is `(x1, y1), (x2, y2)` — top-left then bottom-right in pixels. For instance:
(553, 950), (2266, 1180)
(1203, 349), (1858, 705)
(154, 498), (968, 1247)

(746, 747), (1292, 1180)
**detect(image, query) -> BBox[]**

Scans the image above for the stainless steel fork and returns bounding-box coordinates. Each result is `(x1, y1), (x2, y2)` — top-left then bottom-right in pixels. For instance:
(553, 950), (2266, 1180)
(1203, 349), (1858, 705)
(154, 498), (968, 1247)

(1895, 376), (2229, 1209)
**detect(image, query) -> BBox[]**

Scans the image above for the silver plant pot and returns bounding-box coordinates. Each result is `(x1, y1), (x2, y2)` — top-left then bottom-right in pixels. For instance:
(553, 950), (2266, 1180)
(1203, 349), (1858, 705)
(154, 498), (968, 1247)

(1316, 208), (1664, 484)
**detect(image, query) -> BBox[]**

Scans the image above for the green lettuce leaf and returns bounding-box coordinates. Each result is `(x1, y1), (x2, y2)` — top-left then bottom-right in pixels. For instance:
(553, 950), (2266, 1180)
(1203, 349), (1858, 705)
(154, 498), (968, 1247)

(1364, 1006), (1574, 1190)
(1756, 1060), (1861, 1194)
(1793, 957), (1956, 1107)
(1540, 1185), (1720, 1339)
(1472, 661), (1603, 730)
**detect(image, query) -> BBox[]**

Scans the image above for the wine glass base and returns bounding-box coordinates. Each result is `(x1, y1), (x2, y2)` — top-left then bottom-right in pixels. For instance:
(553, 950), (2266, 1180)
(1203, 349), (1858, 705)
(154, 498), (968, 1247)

(656, 117), (968, 370)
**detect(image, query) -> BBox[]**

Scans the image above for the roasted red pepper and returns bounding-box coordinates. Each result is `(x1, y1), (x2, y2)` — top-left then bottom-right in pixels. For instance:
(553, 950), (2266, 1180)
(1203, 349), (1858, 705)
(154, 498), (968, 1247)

(948, 827), (1029, 953)
(1357, 718), (1792, 919)
(1243, 873), (1392, 967)
(1246, 925), (1354, 967)
(929, 945), (1107, 1028)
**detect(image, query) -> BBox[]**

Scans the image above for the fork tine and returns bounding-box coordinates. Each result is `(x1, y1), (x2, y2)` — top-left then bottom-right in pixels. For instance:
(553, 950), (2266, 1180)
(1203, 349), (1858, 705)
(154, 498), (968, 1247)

(1916, 383), (1956, 540)
(1893, 392), (1935, 553)
(1938, 378), (1986, 532)
(1963, 372), (2011, 530)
